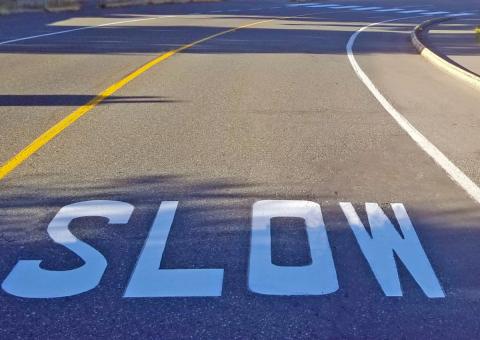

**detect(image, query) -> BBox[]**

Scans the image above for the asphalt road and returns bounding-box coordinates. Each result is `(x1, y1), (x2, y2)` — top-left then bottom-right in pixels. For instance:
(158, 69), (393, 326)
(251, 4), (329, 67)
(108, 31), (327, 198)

(1, 0), (480, 338)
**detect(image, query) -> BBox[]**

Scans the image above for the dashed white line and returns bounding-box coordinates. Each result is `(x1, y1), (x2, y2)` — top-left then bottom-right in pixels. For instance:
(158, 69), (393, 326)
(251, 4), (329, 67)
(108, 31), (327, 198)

(346, 17), (480, 205)
(284, 3), (474, 16)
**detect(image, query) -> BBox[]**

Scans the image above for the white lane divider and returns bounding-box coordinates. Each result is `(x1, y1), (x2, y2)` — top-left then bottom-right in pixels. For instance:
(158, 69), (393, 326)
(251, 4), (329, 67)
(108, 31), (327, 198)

(351, 6), (383, 11)
(421, 11), (449, 15)
(450, 12), (475, 17)
(0, 15), (176, 46)
(347, 17), (480, 206)
(375, 8), (404, 12)
(398, 10), (427, 14)
(328, 5), (361, 9)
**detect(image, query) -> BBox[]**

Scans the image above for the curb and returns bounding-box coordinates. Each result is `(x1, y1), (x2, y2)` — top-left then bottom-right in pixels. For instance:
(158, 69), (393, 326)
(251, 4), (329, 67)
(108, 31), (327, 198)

(411, 17), (480, 91)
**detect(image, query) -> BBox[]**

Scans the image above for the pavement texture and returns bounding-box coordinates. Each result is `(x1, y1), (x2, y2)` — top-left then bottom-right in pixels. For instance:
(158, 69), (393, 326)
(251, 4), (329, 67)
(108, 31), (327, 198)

(425, 17), (480, 75)
(1, 0), (480, 338)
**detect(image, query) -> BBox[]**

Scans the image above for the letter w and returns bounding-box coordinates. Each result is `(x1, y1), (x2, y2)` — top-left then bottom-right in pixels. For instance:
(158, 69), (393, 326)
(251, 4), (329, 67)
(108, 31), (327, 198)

(340, 203), (444, 298)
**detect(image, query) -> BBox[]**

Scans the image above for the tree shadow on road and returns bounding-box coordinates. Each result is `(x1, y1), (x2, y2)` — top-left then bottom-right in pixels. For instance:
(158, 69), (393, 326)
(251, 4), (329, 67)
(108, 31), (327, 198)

(1, 173), (480, 338)
(0, 11), (425, 55)
(0, 94), (181, 106)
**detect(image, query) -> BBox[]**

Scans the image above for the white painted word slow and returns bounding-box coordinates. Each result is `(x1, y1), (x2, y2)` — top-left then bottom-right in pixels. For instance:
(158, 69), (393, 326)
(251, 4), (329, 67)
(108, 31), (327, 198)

(1, 200), (444, 299)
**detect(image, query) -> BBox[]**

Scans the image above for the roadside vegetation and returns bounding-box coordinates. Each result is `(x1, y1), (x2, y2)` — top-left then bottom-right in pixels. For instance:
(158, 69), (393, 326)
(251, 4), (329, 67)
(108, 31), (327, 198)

(0, 0), (81, 14)
(0, 0), (221, 14)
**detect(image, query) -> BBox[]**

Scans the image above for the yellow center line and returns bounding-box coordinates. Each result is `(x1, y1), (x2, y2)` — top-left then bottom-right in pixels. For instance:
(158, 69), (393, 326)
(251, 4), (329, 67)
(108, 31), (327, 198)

(0, 18), (274, 182)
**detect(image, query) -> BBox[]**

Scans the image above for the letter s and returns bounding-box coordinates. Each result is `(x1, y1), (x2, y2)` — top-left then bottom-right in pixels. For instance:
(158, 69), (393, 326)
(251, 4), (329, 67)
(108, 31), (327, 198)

(2, 200), (133, 298)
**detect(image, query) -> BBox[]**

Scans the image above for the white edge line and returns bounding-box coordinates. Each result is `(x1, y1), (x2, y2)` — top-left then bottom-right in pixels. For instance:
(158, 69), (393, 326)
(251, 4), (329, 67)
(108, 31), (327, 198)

(0, 15), (176, 46)
(347, 16), (480, 205)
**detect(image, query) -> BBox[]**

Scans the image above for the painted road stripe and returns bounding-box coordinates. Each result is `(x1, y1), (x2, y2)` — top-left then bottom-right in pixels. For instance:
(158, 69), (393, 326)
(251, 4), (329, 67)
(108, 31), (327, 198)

(375, 8), (404, 12)
(421, 11), (450, 15)
(351, 7), (382, 11)
(2, 199), (444, 298)
(306, 4), (339, 8)
(347, 17), (480, 206)
(286, 3), (319, 7)
(0, 19), (274, 181)
(0, 16), (176, 46)
(398, 10), (427, 14)
(449, 12), (474, 16)
(284, 3), (473, 17)
(326, 5), (361, 9)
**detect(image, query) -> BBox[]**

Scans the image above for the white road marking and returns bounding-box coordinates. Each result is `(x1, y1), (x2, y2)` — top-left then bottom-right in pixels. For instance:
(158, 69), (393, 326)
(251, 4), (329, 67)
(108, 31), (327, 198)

(351, 7), (382, 11)
(327, 5), (361, 9)
(2, 200), (134, 298)
(421, 11), (450, 15)
(340, 203), (444, 298)
(1, 200), (441, 298)
(347, 17), (480, 205)
(398, 10), (427, 14)
(125, 201), (224, 297)
(249, 200), (338, 296)
(375, 8), (404, 12)
(284, 3), (474, 17)
(306, 4), (340, 8)
(449, 12), (474, 16)
(0, 15), (175, 46)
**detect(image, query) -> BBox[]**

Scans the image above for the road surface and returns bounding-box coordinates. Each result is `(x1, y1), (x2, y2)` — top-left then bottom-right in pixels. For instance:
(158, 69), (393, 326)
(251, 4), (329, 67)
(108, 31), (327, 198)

(1, 0), (480, 338)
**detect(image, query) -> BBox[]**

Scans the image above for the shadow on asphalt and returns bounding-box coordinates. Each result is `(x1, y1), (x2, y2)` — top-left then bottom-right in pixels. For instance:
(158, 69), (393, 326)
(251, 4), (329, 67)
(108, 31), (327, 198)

(1, 174), (480, 336)
(0, 11), (421, 55)
(0, 95), (181, 106)
(0, 173), (479, 295)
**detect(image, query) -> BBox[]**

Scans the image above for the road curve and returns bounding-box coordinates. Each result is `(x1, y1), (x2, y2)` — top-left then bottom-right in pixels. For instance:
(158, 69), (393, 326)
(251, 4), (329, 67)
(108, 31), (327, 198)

(1, 0), (480, 338)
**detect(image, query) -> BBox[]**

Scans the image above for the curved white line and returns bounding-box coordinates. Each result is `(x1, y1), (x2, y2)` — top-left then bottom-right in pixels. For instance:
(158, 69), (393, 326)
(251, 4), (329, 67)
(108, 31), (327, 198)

(347, 17), (480, 205)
